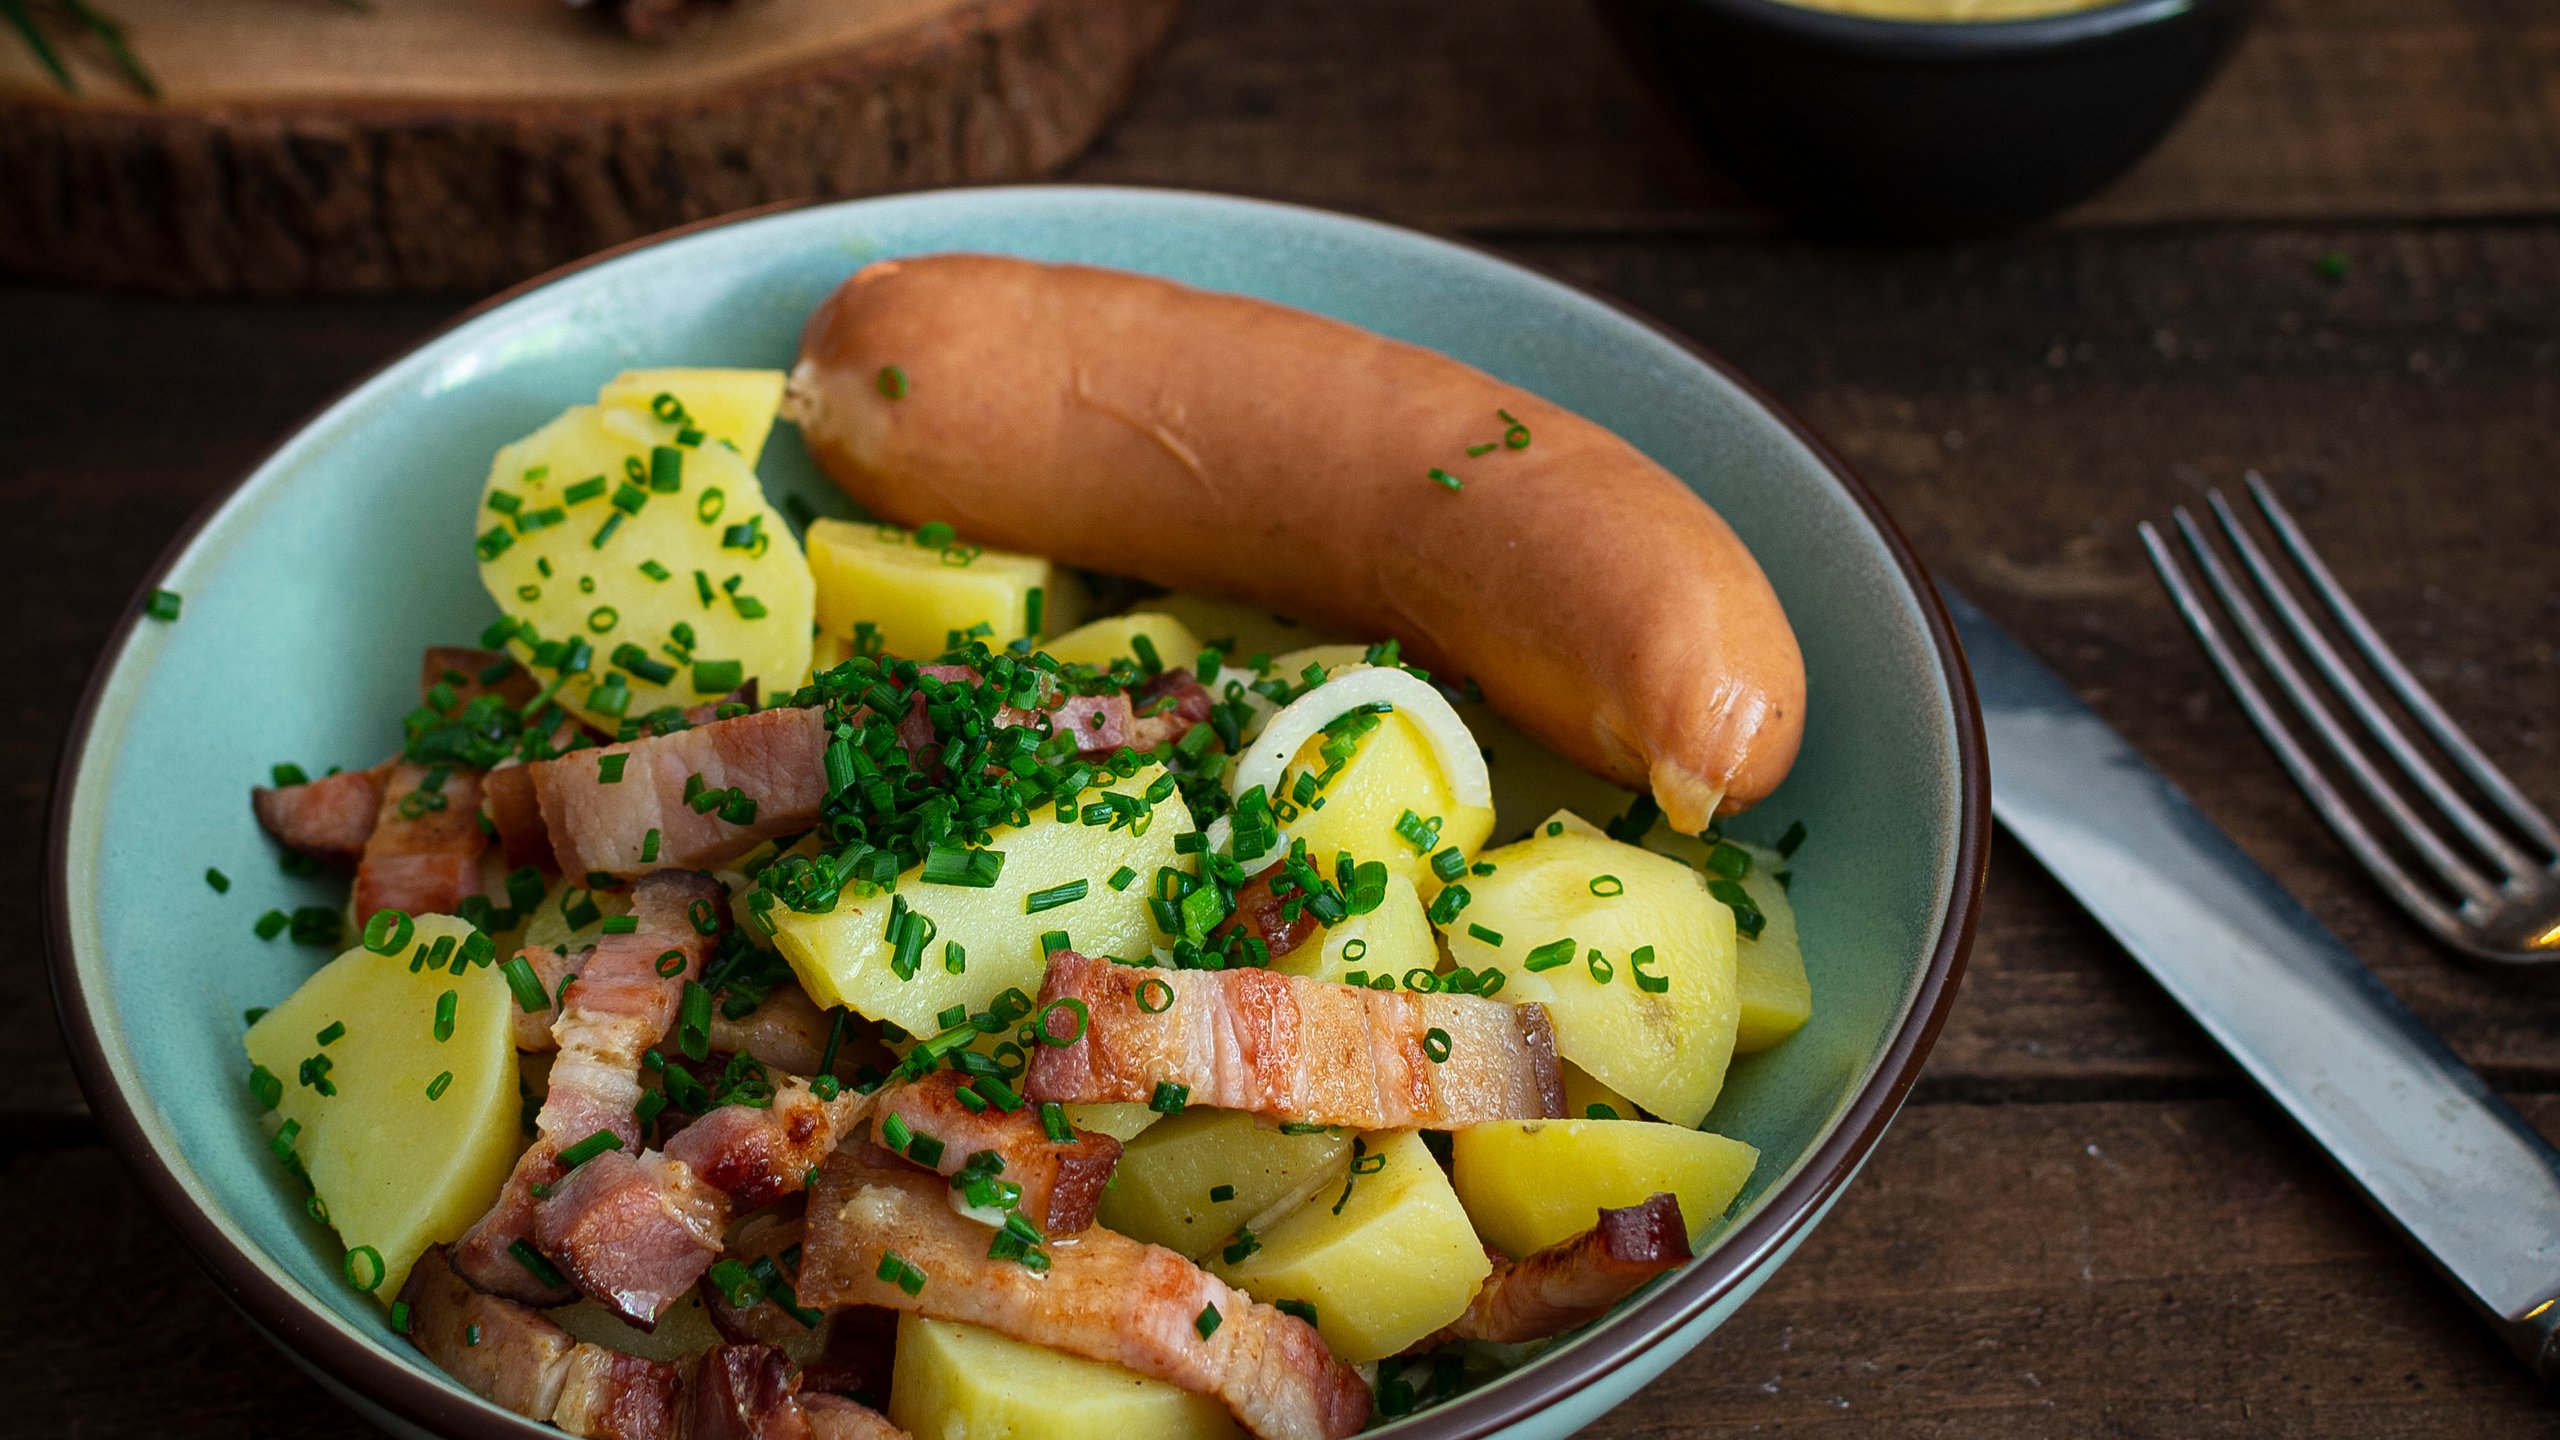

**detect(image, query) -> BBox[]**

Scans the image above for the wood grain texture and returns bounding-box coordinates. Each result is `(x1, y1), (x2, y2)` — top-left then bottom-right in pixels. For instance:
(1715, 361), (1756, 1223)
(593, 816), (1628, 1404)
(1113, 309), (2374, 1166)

(0, 0), (1183, 295)
(1063, 0), (2560, 233)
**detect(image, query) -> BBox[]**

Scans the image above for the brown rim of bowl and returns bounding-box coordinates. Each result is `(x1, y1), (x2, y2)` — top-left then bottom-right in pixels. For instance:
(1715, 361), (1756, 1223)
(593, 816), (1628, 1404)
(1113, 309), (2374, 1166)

(43, 184), (1988, 1440)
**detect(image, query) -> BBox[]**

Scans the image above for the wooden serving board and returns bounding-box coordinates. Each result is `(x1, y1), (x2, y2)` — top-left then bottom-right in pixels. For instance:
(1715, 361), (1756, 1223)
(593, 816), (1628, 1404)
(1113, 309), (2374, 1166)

(0, 0), (1184, 295)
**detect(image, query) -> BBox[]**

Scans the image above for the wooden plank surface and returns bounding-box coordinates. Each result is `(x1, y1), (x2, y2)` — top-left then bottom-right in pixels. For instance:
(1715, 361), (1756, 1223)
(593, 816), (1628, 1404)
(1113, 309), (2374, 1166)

(1067, 0), (2560, 233)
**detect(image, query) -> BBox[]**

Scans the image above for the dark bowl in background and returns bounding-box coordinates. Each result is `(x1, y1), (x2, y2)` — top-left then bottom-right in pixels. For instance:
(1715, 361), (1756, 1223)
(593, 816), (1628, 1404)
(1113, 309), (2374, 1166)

(1605, 0), (2258, 238)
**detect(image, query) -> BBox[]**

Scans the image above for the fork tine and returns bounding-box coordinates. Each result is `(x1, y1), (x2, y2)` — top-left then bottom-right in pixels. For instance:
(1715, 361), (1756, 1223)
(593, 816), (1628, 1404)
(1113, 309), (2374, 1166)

(2205, 490), (2541, 884)
(2247, 473), (2560, 859)
(2172, 505), (2504, 908)
(2162, 508), (2502, 911)
(2139, 520), (2473, 946)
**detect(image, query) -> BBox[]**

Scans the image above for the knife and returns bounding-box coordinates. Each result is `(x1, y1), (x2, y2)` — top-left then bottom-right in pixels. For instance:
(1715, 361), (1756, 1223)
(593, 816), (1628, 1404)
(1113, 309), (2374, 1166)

(1940, 584), (2560, 1379)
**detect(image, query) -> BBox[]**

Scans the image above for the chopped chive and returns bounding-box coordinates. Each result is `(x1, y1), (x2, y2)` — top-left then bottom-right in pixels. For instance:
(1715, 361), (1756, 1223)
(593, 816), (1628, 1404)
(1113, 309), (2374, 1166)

(248, 1064), (282, 1109)
(1589, 874), (1624, 897)
(1630, 944), (1670, 993)
(343, 1245), (386, 1293)
(640, 828), (661, 863)
(1427, 468), (1463, 493)
(144, 588), (182, 621)
(500, 955), (550, 1013)
(254, 909), (289, 941)
(876, 366), (908, 400)
(557, 1129), (623, 1169)
(507, 1240), (566, 1289)
(1040, 1102), (1072, 1144)
(1522, 938), (1576, 973)
(1209, 1184), (1236, 1204)
(1149, 1081), (1190, 1115)
(204, 867), (230, 893)
(1423, 1027), (1452, 1063)
(1039, 930), (1071, 956)
(315, 1020), (345, 1047)
(1775, 820), (1808, 858)
(1195, 1304), (1222, 1339)
(1108, 865), (1138, 892)
(692, 658), (744, 695)
(1276, 1299), (1318, 1325)
(362, 909), (414, 955)
(1466, 923), (1504, 946)
(596, 753), (627, 784)
(433, 989), (458, 1042)
(1024, 879), (1087, 915)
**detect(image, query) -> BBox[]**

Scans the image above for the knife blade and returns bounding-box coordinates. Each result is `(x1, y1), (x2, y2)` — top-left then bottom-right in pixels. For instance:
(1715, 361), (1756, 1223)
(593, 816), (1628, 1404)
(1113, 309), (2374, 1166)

(1941, 583), (2560, 1378)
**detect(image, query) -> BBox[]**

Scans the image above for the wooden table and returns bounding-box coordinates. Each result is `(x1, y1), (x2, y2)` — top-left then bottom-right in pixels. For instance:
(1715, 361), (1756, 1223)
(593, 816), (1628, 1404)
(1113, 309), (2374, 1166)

(6, 0), (2558, 1432)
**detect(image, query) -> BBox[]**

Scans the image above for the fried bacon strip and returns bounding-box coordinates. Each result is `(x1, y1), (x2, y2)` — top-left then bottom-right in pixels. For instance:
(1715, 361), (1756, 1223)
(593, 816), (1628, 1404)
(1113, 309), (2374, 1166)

(1424, 1193), (1691, 1347)
(799, 1151), (1370, 1440)
(454, 871), (720, 1303)
(532, 707), (830, 880)
(402, 1250), (904, 1440)
(537, 1078), (872, 1329)
(352, 760), (489, 924)
(400, 1247), (682, 1438)
(1211, 868), (1321, 960)
(252, 761), (395, 862)
(256, 647), (535, 873)
(690, 1342), (908, 1440)
(869, 1070), (1121, 1234)
(1024, 953), (1565, 1129)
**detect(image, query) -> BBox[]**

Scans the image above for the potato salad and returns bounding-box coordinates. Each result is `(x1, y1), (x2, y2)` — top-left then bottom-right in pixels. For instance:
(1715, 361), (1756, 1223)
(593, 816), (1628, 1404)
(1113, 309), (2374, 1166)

(237, 363), (1812, 1440)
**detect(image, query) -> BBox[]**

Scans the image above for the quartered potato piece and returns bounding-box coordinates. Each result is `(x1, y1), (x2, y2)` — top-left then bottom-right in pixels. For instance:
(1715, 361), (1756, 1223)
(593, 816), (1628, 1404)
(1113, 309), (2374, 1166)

(806, 517), (1085, 662)
(1272, 871), (1435, 986)
(1452, 1116), (1758, 1258)
(1210, 1129), (1487, 1364)
(243, 914), (521, 1303)
(595, 368), (790, 469)
(890, 1314), (1240, 1440)
(477, 395), (812, 730)
(1098, 1109), (1353, 1260)
(1441, 814), (1739, 1128)
(770, 765), (1190, 1033)
(1044, 612), (1205, 672)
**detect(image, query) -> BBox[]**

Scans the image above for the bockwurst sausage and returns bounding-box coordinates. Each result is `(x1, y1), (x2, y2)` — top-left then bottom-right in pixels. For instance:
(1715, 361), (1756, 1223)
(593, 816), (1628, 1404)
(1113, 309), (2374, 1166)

(785, 254), (1803, 828)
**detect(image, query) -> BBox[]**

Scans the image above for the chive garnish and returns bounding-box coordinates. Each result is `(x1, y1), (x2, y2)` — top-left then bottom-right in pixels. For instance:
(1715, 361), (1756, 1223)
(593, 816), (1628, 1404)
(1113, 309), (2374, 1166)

(144, 588), (182, 621)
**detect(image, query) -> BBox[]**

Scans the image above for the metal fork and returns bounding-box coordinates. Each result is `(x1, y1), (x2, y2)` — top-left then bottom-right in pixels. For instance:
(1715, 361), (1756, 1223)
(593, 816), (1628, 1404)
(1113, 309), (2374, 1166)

(2138, 473), (2560, 963)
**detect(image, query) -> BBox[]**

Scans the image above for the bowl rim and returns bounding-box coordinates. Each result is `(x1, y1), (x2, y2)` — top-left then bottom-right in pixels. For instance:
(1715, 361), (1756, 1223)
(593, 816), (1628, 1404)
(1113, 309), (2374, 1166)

(1642, 0), (2234, 57)
(43, 183), (1989, 1440)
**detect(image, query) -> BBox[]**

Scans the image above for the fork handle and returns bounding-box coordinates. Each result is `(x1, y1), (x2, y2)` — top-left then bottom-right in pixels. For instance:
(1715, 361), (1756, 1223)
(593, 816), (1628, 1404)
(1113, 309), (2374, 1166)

(1947, 585), (2560, 1382)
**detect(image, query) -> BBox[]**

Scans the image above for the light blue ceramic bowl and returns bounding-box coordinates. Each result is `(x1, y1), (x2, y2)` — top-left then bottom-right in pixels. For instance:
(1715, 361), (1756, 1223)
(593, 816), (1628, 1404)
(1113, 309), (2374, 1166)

(47, 187), (1985, 1440)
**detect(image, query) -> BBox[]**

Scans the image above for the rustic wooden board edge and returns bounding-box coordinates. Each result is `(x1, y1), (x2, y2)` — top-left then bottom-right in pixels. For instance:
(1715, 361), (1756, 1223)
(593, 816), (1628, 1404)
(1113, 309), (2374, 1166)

(0, 0), (1186, 296)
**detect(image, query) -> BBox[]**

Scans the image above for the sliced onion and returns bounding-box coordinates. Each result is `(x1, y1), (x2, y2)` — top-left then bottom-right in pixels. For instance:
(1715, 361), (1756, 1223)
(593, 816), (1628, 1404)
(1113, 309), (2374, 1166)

(1214, 665), (1491, 876)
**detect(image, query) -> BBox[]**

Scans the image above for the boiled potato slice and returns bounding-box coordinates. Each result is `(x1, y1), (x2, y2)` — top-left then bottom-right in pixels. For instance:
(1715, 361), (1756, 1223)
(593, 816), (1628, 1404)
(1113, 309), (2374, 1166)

(890, 1313), (1240, 1440)
(1272, 871), (1435, 986)
(1211, 1129), (1487, 1364)
(1643, 835), (1811, 1054)
(1064, 1102), (1165, 1143)
(1147, 593), (1338, 662)
(807, 518), (1085, 661)
(771, 765), (1191, 1033)
(1561, 1060), (1640, 1120)
(1452, 1117), (1758, 1258)
(479, 404), (813, 728)
(595, 368), (789, 470)
(1097, 1109), (1352, 1260)
(1044, 613), (1204, 673)
(1441, 817), (1739, 1128)
(1279, 709), (1493, 900)
(243, 915), (522, 1303)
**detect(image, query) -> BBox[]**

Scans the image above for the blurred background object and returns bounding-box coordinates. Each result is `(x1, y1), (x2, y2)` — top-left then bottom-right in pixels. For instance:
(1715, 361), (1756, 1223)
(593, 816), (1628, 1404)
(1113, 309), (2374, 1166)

(1603, 0), (2258, 238)
(0, 0), (1184, 295)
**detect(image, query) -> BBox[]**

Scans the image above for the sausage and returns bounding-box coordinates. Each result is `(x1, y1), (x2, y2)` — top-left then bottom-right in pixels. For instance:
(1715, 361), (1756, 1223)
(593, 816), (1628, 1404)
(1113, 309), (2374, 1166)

(785, 254), (1803, 830)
